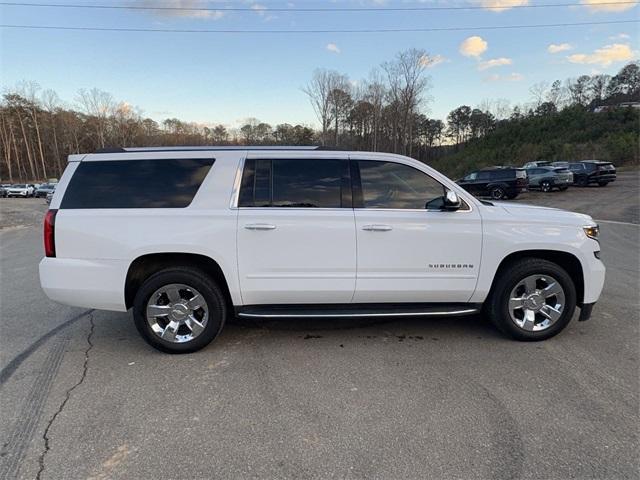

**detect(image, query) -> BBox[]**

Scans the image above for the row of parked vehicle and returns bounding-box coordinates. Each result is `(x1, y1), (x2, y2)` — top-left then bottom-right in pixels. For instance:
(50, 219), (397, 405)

(456, 160), (617, 200)
(0, 183), (57, 199)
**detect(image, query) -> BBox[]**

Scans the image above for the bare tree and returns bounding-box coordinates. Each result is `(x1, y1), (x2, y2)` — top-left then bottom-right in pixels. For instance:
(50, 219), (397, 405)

(363, 69), (387, 151)
(383, 49), (431, 156)
(529, 81), (549, 108)
(302, 69), (343, 146)
(76, 88), (115, 148)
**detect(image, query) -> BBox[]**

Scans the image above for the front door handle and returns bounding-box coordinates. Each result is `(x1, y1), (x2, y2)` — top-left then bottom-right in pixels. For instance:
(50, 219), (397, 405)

(244, 223), (277, 231)
(362, 224), (392, 232)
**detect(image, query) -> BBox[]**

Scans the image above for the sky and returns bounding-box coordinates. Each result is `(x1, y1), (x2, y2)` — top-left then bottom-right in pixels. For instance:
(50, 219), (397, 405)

(0, 0), (638, 129)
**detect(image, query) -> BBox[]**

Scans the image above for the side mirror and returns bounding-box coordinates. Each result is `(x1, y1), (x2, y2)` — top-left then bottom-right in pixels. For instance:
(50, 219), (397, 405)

(443, 189), (461, 211)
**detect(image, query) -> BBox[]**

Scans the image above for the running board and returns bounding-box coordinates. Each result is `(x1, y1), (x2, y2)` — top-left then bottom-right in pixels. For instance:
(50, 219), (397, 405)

(235, 303), (481, 319)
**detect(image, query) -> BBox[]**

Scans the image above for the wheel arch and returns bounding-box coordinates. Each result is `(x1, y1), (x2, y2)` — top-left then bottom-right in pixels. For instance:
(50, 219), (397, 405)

(124, 252), (234, 310)
(489, 250), (584, 305)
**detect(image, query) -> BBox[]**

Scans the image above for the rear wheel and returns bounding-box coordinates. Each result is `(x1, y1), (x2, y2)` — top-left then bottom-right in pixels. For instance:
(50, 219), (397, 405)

(133, 267), (227, 353)
(541, 181), (553, 192)
(487, 258), (576, 341)
(489, 186), (506, 200)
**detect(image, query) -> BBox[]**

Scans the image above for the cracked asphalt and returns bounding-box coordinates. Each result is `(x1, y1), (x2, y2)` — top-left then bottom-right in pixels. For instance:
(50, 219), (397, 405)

(1, 171), (638, 479)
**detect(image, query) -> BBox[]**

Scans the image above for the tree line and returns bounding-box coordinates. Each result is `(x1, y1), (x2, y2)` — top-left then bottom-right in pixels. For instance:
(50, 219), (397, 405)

(0, 53), (638, 182)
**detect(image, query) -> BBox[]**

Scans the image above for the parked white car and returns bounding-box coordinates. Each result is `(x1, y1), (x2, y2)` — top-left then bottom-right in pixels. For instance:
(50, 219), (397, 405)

(6, 184), (35, 197)
(40, 147), (605, 353)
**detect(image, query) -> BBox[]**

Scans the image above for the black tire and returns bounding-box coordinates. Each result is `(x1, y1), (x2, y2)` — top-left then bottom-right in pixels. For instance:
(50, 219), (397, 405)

(489, 186), (506, 200)
(487, 258), (576, 341)
(133, 267), (227, 353)
(577, 177), (588, 187)
(598, 181), (608, 187)
(558, 186), (568, 191)
(541, 180), (552, 193)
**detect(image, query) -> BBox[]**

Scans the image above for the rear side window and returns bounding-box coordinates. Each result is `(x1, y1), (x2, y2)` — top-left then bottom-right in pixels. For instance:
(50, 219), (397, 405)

(239, 159), (347, 208)
(61, 159), (214, 209)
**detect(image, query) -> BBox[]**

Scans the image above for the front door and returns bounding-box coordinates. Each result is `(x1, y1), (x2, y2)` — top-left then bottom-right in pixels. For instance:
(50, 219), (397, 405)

(237, 156), (356, 305)
(351, 157), (482, 303)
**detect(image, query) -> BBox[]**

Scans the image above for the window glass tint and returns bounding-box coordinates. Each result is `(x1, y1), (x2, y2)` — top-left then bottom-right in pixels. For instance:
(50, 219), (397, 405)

(358, 161), (444, 209)
(239, 159), (343, 208)
(477, 171), (491, 180)
(272, 159), (342, 208)
(494, 170), (514, 180)
(61, 159), (214, 209)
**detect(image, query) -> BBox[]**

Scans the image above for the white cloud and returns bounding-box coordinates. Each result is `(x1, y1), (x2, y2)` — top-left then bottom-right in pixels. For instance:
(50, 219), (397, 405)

(581, 0), (637, 12)
(548, 43), (573, 54)
(609, 33), (630, 40)
(326, 43), (341, 54)
(568, 43), (636, 67)
(479, 0), (529, 12)
(478, 57), (512, 70)
(251, 3), (267, 14)
(459, 36), (488, 57)
(485, 72), (524, 82)
(419, 54), (447, 68)
(137, 0), (225, 19)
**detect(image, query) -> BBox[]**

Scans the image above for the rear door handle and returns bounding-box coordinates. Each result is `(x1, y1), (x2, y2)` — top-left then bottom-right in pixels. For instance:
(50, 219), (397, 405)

(362, 224), (392, 232)
(244, 223), (276, 231)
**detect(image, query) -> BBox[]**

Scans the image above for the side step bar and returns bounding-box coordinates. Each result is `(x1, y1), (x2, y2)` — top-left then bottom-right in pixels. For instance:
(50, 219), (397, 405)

(236, 303), (482, 319)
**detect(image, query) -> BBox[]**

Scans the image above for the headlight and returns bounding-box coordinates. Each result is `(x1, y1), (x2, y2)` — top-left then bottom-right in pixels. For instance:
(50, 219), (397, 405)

(583, 225), (600, 241)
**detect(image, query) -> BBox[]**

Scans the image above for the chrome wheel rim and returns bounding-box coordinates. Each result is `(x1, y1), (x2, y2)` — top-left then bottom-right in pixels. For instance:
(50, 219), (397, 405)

(146, 283), (208, 343)
(508, 274), (565, 332)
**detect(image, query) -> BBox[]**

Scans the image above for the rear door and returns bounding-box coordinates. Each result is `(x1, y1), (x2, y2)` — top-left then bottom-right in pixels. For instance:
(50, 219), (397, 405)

(236, 155), (356, 305)
(351, 156), (482, 303)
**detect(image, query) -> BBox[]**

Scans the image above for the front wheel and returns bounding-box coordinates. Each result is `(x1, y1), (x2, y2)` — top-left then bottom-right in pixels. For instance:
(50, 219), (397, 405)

(133, 267), (227, 353)
(598, 181), (608, 187)
(487, 258), (576, 341)
(541, 181), (553, 193)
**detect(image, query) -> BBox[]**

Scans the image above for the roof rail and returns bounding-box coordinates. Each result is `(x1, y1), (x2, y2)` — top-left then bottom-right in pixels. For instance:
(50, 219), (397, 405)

(94, 147), (127, 153)
(93, 146), (326, 153)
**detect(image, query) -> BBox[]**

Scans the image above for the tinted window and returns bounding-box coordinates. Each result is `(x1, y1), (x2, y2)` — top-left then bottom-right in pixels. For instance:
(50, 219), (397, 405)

(61, 159), (214, 209)
(493, 170), (515, 180)
(569, 164), (583, 171)
(239, 159), (343, 208)
(357, 161), (444, 209)
(477, 171), (492, 180)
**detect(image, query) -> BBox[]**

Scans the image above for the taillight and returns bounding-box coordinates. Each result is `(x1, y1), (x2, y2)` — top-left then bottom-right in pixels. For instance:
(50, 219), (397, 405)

(44, 209), (57, 257)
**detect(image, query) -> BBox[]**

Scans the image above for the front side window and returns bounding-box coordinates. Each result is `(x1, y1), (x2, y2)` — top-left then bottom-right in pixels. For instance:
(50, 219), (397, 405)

(239, 159), (345, 208)
(357, 160), (445, 210)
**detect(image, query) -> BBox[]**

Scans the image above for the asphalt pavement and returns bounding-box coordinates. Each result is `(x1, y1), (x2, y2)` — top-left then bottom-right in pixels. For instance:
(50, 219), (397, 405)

(1, 172), (638, 479)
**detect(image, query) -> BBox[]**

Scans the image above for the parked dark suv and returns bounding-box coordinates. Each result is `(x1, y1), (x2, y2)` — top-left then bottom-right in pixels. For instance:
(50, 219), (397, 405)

(569, 161), (616, 187)
(457, 167), (528, 200)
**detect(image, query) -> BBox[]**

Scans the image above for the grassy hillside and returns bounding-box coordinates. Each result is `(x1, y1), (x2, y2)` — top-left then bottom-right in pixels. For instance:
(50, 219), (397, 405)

(429, 106), (639, 178)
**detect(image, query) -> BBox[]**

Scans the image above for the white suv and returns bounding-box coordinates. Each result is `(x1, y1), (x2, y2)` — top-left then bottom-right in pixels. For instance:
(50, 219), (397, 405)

(39, 147), (605, 353)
